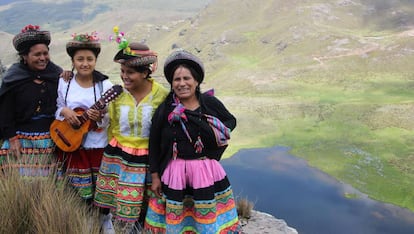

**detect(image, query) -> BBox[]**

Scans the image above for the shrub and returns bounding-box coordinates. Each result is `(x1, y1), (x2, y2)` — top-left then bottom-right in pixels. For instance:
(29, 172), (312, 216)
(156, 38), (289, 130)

(236, 197), (254, 220)
(0, 160), (101, 234)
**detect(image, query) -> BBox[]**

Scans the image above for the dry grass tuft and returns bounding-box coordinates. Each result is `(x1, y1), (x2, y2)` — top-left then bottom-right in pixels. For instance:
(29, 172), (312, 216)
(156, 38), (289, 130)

(0, 160), (101, 234)
(236, 197), (254, 220)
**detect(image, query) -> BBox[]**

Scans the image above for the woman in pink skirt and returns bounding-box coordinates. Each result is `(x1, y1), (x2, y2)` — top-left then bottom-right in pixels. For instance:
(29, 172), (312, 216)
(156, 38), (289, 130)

(145, 49), (240, 233)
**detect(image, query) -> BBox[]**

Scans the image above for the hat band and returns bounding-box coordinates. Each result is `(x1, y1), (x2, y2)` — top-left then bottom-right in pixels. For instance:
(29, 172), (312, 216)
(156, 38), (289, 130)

(127, 49), (157, 57)
(122, 55), (158, 72)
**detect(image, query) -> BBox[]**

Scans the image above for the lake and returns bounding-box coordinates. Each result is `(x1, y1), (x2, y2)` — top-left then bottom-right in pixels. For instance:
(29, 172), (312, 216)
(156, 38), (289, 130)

(221, 146), (414, 234)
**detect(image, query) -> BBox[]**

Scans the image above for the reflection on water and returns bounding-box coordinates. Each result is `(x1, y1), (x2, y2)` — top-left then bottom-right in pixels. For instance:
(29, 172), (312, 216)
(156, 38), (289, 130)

(222, 146), (414, 234)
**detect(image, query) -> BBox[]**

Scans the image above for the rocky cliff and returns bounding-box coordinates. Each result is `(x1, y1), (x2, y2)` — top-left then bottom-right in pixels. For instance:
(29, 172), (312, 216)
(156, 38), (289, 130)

(241, 210), (298, 234)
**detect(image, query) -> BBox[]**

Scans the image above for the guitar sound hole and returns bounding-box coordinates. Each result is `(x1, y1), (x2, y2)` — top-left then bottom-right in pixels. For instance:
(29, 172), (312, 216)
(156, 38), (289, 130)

(71, 124), (80, 130)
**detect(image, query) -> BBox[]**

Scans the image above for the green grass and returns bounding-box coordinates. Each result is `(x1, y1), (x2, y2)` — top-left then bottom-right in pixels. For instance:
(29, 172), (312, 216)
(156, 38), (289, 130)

(224, 70), (414, 212)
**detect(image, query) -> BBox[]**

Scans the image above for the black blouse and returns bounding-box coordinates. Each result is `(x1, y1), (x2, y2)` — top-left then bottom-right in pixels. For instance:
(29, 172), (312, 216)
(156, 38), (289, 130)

(0, 62), (62, 139)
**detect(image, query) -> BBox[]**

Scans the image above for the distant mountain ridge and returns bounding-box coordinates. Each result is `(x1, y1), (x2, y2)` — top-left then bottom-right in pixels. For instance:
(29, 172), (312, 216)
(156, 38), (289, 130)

(2, 0), (414, 74)
(0, 1), (110, 34)
(0, 0), (210, 68)
(0, 0), (211, 34)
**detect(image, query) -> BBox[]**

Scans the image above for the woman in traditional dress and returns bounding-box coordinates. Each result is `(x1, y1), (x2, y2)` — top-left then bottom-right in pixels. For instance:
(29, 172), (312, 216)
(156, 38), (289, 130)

(0, 24), (62, 176)
(55, 31), (113, 200)
(93, 30), (168, 233)
(55, 32), (115, 233)
(145, 49), (240, 233)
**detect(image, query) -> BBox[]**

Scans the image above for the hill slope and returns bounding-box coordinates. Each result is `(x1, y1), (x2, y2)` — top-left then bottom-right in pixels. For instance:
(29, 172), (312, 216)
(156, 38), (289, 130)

(144, 0), (414, 212)
(0, 0), (210, 69)
(1, 0), (414, 212)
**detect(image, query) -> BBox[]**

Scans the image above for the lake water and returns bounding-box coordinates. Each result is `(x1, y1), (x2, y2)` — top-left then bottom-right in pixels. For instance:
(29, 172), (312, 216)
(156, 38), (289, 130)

(221, 146), (414, 234)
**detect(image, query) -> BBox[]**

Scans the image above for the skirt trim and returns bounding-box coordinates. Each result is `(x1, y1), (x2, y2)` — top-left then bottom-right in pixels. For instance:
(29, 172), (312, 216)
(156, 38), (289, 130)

(144, 158), (240, 233)
(94, 145), (150, 223)
(0, 133), (56, 177)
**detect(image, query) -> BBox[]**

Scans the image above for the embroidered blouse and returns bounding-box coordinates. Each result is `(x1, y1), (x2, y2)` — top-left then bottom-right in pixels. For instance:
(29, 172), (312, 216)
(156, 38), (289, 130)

(107, 78), (168, 151)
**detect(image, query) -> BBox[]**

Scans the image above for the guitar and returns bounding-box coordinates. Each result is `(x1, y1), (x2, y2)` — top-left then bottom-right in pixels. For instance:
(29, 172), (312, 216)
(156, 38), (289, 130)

(50, 84), (123, 152)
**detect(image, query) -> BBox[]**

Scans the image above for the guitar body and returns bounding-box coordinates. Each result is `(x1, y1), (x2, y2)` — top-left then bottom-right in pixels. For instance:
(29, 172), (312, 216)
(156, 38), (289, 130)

(49, 84), (123, 152)
(50, 109), (91, 152)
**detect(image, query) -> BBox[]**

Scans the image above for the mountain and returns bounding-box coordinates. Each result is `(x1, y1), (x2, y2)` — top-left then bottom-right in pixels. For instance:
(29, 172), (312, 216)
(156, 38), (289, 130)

(0, 0), (212, 34)
(1, 0), (414, 213)
(0, 0), (211, 69)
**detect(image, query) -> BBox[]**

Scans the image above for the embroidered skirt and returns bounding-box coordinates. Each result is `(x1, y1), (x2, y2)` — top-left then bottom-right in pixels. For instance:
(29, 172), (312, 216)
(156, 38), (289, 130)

(0, 131), (56, 177)
(94, 138), (150, 223)
(57, 148), (103, 200)
(144, 158), (240, 234)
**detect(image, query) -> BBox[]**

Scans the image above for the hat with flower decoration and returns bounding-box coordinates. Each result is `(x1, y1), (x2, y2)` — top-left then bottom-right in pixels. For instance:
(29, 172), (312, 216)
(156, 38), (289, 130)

(66, 32), (101, 57)
(111, 26), (157, 72)
(163, 49), (204, 84)
(13, 24), (51, 54)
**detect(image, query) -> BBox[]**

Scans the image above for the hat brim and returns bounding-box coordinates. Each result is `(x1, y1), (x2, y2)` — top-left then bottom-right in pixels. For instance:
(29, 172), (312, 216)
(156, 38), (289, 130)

(164, 59), (204, 84)
(66, 41), (101, 57)
(113, 49), (137, 63)
(113, 49), (157, 67)
(13, 30), (51, 53)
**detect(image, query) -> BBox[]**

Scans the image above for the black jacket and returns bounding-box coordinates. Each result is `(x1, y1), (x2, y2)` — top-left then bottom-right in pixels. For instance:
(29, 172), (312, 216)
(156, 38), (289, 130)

(0, 62), (62, 139)
(148, 92), (236, 175)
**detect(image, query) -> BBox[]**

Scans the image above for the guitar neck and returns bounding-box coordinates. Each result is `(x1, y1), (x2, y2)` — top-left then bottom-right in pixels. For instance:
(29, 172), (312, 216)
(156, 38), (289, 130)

(78, 99), (105, 124)
(74, 85), (123, 126)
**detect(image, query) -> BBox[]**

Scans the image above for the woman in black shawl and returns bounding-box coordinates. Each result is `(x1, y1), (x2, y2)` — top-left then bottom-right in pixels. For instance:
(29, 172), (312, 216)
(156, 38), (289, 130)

(144, 50), (240, 233)
(0, 24), (63, 176)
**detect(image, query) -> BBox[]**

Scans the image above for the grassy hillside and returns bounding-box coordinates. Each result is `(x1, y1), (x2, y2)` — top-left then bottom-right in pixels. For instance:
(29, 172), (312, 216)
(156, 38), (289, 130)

(146, 0), (414, 212)
(1, 0), (414, 212)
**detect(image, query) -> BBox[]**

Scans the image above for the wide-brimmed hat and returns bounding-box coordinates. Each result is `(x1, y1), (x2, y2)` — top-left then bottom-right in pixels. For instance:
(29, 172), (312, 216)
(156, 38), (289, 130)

(66, 32), (101, 57)
(113, 42), (157, 71)
(163, 49), (204, 84)
(13, 24), (51, 53)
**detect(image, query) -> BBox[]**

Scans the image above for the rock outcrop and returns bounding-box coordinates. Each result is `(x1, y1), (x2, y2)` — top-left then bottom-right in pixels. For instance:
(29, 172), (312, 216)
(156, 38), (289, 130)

(240, 210), (298, 234)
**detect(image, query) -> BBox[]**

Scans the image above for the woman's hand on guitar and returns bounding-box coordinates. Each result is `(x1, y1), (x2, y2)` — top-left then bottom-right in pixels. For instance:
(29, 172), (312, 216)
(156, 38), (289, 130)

(60, 70), (74, 82)
(62, 107), (82, 127)
(87, 109), (102, 122)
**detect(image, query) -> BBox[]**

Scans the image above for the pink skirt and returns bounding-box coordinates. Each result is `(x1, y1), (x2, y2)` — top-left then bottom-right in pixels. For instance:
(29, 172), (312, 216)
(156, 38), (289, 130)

(161, 158), (227, 190)
(145, 158), (240, 233)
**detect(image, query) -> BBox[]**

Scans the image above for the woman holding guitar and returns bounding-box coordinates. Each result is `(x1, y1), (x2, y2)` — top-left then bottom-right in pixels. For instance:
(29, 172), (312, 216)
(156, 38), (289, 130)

(93, 28), (168, 233)
(54, 32), (113, 209)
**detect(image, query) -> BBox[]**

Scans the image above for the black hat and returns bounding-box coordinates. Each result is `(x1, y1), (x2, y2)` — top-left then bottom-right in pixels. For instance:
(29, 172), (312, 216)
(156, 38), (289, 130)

(66, 32), (101, 58)
(163, 50), (204, 84)
(13, 24), (50, 53)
